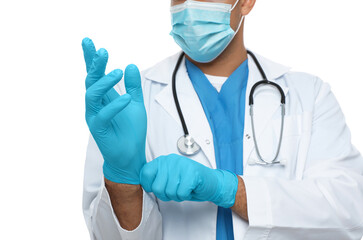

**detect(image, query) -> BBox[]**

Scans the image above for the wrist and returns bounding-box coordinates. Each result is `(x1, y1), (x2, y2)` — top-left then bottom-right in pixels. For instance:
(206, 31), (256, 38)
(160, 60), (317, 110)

(104, 177), (144, 230)
(230, 176), (249, 221)
(105, 178), (143, 198)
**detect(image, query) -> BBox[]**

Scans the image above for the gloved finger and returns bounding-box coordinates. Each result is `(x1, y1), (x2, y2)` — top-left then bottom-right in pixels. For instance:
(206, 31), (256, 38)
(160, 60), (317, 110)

(85, 48), (108, 89)
(165, 173), (182, 202)
(124, 64), (144, 103)
(102, 88), (122, 106)
(151, 160), (170, 202)
(86, 69), (123, 111)
(140, 160), (158, 193)
(82, 37), (96, 73)
(176, 175), (194, 201)
(93, 94), (131, 130)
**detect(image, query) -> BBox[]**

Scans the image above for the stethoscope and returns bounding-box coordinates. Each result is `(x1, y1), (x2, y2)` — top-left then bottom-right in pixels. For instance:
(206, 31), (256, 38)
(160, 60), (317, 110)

(172, 50), (286, 165)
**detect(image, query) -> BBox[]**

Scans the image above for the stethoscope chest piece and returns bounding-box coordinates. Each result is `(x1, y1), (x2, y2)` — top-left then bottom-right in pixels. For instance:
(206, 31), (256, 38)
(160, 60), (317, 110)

(177, 135), (201, 156)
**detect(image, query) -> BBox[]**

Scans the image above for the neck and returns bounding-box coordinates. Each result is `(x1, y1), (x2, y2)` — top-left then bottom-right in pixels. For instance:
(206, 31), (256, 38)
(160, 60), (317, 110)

(185, 26), (247, 77)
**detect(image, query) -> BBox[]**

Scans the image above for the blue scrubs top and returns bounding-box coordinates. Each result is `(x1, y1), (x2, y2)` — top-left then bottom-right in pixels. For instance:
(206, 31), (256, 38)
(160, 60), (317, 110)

(185, 58), (249, 240)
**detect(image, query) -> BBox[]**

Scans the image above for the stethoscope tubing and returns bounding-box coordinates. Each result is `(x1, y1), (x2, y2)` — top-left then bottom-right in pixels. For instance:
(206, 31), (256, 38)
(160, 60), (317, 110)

(172, 50), (286, 164)
(172, 52), (189, 136)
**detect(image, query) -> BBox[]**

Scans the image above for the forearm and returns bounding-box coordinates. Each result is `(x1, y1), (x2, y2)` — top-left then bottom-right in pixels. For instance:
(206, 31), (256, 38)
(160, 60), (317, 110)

(104, 178), (143, 230)
(231, 176), (249, 221)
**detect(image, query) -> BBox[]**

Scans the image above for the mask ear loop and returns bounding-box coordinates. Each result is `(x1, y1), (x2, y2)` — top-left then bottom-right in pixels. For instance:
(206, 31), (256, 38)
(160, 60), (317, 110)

(230, 0), (244, 33)
(234, 15), (244, 33)
(230, 0), (240, 12)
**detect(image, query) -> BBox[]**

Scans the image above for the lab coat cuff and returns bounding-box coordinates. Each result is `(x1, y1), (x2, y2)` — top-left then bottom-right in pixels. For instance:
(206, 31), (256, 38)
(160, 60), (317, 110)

(240, 175), (273, 228)
(100, 184), (157, 237)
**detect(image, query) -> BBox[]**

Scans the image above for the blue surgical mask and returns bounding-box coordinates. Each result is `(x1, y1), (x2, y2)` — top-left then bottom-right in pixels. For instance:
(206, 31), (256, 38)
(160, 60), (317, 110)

(170, 0), (244, 63)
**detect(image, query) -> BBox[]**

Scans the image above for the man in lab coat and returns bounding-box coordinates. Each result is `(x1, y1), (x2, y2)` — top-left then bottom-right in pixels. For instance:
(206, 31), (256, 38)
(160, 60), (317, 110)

(82, 0), (363, 239)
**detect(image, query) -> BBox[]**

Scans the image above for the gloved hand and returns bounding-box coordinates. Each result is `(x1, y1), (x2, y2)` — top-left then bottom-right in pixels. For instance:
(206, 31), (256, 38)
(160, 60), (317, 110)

(140, 154), (239, 208)
(82, 37), (147, 184)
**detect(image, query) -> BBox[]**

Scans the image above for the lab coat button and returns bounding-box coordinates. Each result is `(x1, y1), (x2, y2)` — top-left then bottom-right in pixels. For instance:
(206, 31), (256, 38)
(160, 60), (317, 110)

(205, 139), (210, 145)
(245, 134), (251, 140)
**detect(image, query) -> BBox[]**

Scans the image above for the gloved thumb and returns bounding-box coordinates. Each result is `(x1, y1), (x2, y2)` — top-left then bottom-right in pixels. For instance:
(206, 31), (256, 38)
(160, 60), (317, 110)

(124, 64), (144, 103)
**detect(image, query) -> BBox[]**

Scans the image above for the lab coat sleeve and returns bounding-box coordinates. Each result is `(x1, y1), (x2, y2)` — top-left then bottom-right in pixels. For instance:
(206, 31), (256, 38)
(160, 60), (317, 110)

(82, 134), (162, 240)
(241, 79), (363, 239)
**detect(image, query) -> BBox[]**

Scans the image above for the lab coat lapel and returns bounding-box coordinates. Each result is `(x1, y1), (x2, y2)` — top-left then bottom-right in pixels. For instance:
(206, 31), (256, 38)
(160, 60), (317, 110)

(152, 54), (217, 169)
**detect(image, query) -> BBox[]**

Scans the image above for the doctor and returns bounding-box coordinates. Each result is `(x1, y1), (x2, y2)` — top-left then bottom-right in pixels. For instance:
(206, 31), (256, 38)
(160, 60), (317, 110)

(82, 0), (363, 239)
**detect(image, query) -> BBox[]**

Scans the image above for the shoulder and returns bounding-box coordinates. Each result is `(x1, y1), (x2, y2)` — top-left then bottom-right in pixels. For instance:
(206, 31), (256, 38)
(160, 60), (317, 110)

(140, 51), (182, 84)
(114, 52), (181, 96)
(252, 51), (328, 108)
(283, 71), (324, 92)
(281, 70), (332, 112)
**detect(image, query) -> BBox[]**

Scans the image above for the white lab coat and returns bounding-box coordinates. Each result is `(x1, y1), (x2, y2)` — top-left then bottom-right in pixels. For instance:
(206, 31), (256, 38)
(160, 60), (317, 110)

(83, 51), (363, 240)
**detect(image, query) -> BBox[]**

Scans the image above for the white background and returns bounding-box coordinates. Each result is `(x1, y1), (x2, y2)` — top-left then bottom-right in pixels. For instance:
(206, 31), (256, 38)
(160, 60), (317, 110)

(0, 0), (362, 239)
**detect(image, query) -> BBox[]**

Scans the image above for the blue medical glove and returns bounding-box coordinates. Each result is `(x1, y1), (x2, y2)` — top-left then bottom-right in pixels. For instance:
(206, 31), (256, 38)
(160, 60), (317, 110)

(140, 154), (238, 208)
(82, 37), (147, 184)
